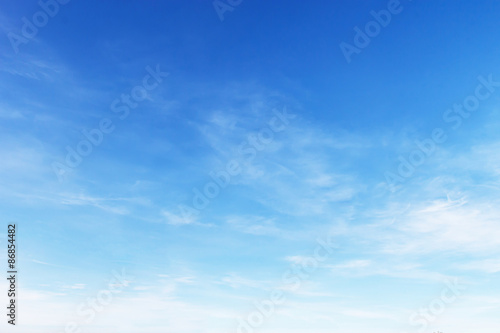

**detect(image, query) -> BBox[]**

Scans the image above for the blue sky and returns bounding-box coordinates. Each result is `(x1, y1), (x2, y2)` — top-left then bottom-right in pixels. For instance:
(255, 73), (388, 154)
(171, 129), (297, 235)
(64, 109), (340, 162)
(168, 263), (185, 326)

(1, 0), (500, 332)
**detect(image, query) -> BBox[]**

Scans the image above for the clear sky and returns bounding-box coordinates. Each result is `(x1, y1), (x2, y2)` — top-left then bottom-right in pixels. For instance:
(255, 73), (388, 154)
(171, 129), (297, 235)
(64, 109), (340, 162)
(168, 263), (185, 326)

(1, 1), (500, 332)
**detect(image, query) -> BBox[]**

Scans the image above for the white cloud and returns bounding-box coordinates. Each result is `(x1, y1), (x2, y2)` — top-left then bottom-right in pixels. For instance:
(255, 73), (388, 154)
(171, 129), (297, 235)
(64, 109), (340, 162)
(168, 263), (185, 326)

(456, 259), (500, 273)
